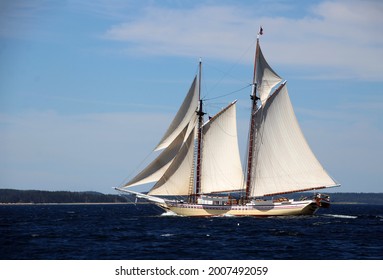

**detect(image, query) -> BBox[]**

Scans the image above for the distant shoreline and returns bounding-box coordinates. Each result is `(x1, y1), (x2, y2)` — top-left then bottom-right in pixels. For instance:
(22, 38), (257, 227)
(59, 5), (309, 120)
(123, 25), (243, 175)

(0, 202), (148, 206)
(1, 189), (383, 205)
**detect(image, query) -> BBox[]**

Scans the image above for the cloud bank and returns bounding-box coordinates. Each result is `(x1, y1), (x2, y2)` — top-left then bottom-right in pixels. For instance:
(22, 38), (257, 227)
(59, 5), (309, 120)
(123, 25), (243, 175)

(104, 0), (383, 81)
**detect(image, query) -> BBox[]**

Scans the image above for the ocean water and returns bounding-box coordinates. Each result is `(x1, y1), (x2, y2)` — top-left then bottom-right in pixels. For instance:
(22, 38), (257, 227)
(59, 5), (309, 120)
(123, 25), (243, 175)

(1, 203), (382, 260)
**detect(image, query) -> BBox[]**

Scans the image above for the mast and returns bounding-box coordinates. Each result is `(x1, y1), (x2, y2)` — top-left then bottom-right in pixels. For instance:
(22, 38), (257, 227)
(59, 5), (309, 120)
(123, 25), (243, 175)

(195, 59), (205, 201)
(245, 34), (261, 201)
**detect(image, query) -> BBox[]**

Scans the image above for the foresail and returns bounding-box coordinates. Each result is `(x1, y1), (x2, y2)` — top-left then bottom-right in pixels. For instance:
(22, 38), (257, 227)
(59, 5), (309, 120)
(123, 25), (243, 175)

(201, 101), (244, 193)
(155, 76), (199, 150)
(250, 83), (338, 197)
(255, 42), (283, 104)
(148, 128), (196, 196)
(123, 126), (189, 188)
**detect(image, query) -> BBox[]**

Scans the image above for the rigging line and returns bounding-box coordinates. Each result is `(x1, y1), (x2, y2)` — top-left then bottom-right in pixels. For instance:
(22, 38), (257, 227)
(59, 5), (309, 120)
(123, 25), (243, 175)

(202, 38), (258, 99)
(204, 84), (252, 101)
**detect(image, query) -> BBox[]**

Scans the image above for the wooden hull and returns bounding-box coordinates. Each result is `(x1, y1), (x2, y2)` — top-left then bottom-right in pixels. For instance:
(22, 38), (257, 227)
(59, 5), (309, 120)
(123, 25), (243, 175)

(159, 200), (319, 217)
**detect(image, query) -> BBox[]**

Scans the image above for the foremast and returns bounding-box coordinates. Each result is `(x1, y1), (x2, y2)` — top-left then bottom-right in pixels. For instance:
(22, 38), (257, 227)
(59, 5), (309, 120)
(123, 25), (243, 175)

(191, 59), (205, 203)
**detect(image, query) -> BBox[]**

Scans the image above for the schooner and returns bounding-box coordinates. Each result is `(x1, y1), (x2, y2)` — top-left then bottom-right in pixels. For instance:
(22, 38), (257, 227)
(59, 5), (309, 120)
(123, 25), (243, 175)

(116, 30), (340, 216)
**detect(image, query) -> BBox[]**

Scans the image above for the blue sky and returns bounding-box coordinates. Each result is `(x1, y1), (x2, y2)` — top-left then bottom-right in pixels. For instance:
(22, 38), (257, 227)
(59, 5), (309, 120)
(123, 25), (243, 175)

(0, 0), (382, 194)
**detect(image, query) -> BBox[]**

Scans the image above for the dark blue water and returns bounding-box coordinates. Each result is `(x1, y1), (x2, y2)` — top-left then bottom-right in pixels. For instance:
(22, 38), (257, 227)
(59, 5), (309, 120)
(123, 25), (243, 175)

(1, 204), (382, 260)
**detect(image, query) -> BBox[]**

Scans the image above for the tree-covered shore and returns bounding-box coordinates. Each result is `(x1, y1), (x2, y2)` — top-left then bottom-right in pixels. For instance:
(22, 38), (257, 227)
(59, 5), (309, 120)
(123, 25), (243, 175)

(0, 189), (127, 204)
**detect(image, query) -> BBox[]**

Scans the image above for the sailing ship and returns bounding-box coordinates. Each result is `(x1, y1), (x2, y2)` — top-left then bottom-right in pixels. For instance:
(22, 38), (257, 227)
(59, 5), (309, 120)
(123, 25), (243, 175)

(116, 30), (340, 216)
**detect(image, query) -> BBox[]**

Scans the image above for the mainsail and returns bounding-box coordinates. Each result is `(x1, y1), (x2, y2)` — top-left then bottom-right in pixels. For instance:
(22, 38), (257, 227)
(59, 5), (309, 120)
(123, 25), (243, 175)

(248, 41), (338, 197)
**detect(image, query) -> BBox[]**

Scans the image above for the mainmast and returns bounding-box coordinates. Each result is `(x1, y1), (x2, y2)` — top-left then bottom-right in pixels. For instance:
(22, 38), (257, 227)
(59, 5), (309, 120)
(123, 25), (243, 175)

(195, 59), (205, 201)
(245, 32), (261, 201)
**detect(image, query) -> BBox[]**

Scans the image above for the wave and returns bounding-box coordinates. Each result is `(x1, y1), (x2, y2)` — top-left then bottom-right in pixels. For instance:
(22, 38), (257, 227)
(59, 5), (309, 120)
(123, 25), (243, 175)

(160, 233), (175, 237)
(323, 214), (358, 219)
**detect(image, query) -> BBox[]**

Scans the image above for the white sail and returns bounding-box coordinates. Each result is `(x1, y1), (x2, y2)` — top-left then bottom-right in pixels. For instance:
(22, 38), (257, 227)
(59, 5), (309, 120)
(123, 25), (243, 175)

(255, 42), (283, 104)
(155, 76), (199, 150)
(201, 101), (244, 193)
(124, 126), (189, 188)
(148, 128), (196, 196)
(249, 83), (338, 197)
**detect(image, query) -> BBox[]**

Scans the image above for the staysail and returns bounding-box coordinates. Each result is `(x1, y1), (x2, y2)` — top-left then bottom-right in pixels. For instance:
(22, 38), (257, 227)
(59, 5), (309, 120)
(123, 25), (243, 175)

(123, 76), (199, 189)
(124, 126), (189, 188)
(249, 83), (338, 197)
(149, 127), (196, 196)
(155, 76), (199, 150)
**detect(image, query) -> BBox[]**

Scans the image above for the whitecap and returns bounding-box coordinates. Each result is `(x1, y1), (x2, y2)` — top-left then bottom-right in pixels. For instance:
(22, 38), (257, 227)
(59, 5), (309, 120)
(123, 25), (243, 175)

(323, 214), (358, 219)
(160, 233), (174, 237)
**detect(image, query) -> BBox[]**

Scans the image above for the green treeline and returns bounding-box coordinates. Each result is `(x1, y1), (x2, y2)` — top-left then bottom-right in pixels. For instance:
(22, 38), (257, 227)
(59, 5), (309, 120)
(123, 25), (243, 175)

(282, 192), (383, 205)
(0, 189), (127, 204)
(327, 192), (383, 205)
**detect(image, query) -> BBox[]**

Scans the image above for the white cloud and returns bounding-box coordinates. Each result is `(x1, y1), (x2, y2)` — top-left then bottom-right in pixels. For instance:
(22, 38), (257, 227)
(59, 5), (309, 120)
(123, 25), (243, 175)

(103, 0), (383, 81)
(104, 5), (255, 59)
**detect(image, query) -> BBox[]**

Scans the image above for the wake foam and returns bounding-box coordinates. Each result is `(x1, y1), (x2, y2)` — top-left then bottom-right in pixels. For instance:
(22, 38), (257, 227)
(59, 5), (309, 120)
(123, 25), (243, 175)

(161, 210), (178, 216)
